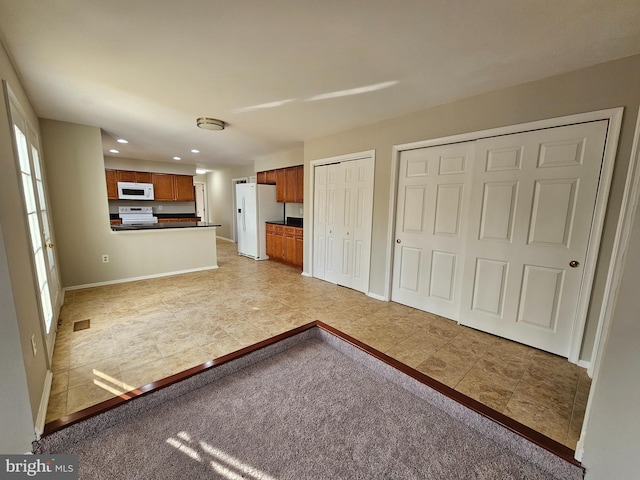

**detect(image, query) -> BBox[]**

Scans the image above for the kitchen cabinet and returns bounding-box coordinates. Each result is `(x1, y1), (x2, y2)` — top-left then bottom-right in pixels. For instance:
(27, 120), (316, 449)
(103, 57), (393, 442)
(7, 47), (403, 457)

(151, 173), (195, 202)
(266, 223), (302, 269)
(266, 223), (285, 261)
(106, 170), (118, 200)
(115, 170), (152, 183)
(276, 169), (287, 202)
(174, 175), (195, 201)
(105, 169), (195, 202)
(258, 165), (304, 202)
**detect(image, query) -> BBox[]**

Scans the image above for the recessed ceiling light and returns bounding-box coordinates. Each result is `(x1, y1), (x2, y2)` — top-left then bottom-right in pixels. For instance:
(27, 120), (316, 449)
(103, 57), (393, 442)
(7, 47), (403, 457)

(196, 117), (225, 130)
(191, 149), (200, 153)
(116, 139), (128, 144)
(173, 156), (181, 161)
(196, 168), (207, 175)
(109, 149), (120, 154)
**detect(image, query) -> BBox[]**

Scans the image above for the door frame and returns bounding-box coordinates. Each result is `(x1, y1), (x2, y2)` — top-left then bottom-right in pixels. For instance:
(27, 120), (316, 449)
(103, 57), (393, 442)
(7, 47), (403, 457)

(230, 177), (248, 242)
(194, 181), (207, 222)
(385, 108), (623, 364)
(307, 150), (375, 291)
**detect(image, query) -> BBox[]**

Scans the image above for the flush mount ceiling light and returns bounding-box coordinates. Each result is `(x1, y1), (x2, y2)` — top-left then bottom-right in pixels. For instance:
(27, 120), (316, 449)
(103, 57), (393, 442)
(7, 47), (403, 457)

(196, 117), (225, 130)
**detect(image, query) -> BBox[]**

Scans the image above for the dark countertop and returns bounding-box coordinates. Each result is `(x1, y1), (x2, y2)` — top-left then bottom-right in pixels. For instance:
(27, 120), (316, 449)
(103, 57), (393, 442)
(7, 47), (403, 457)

(111, 222), (220, 231)
(109, 213), (200, 220)
(266, 217), (303, 227)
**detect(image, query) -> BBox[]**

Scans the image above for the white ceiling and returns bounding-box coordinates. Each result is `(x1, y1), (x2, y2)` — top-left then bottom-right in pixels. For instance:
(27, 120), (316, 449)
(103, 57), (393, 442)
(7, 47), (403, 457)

(1, 0), (639, 169)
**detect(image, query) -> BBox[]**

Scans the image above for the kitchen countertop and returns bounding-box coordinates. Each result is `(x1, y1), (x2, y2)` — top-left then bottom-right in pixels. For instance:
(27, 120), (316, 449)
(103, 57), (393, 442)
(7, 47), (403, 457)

(266, 217), (303, 227)
(111, 222), (220, 231)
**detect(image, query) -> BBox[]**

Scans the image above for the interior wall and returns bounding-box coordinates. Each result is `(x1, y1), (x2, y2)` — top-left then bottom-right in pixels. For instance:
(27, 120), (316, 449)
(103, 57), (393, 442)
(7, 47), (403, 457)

(254, 145), (303, 172)
(207, 164), (255, 241)
(303, 53), (640, 362)
(581, 166), (640, 478)
(103, 155), (196, 175)
(40, 119), (217, 288)
(0, 40), (49, 433)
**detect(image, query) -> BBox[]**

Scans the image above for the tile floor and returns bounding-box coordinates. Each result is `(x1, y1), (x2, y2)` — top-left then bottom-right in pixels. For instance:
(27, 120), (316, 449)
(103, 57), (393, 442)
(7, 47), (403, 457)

(47, 238), (590, 449)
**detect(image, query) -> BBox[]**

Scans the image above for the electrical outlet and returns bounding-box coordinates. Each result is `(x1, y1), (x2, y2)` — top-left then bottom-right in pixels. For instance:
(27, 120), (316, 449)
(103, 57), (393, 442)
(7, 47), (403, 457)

(102, 254), (109, 263)
(30, 334), (37, 357)
(158, 204), (163, 210)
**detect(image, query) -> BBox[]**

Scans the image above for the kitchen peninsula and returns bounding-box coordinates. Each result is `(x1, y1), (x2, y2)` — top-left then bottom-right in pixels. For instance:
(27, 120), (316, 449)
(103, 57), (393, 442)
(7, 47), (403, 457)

(111, 221), (220, 231)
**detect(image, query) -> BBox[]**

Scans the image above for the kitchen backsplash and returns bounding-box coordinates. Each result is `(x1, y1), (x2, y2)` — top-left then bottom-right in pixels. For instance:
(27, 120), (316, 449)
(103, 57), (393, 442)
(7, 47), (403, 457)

(284, 202), (303, 219)
(108, 200), (196, 215)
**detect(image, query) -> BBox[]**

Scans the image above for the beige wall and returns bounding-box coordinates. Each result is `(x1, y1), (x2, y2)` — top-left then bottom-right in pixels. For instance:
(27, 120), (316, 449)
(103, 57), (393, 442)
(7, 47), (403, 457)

(254, 145), (303, 172)
(304, 54), (640, 362)
(0, 41), (50, 451)
(104, 155), (196, 175)
(207, 165), (255, 241)
(40, 120), (218, 288)
(581, 156), (640, 477)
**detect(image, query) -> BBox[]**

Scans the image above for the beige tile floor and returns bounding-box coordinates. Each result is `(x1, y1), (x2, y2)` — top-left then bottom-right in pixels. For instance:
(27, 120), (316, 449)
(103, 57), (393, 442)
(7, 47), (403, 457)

(47, 238), (590, 450)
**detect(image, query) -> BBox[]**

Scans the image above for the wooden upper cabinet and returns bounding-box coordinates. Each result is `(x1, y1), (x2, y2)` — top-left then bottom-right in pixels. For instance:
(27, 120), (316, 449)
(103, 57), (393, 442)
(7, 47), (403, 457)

(265, 169), (277, 185)
(106, 170), (118, 200)
(295, 165), (304, 203)
(257, 171), (267, 184)
(174, 175), (195, 201)
(152, 173), (175, 201)
(116, 170), (136, 182)
(135, 172), (152, 183)
(285, 168), (297, 203)
(276, 169), (286, 202)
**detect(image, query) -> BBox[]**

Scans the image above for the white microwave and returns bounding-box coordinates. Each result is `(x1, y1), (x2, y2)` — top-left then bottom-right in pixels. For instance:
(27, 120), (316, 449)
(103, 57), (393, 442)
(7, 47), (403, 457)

(117, 182), (154, 201)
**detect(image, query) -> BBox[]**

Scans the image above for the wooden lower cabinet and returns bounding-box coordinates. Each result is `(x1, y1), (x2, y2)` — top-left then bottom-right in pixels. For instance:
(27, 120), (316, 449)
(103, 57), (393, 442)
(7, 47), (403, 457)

(266, 223), (302, 269)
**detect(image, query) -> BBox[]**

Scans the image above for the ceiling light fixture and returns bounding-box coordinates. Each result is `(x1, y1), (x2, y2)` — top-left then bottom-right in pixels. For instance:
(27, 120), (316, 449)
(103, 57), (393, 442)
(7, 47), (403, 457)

(173, 156), (181, 161)
(196, 168), (207, 175)
(116, 138), (128, 144)
(109, 149), (120, 154)
(191, 149), (200, 153)
(196, 117), (225, 130)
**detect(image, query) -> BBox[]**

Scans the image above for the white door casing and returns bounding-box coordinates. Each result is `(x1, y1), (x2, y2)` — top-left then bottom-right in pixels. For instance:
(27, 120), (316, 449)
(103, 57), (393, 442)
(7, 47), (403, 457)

(313, 165), (328, 281)
(6, 82), (60, 364)
(392, 142), (475, 319)
(459, 121), (609, 356)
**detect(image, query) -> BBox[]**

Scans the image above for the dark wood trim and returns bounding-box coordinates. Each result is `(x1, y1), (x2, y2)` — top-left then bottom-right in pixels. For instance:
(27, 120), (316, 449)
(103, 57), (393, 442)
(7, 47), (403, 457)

(43, 320), (580, 467)
(315, 321), (581, 466)
(43, 322), (317, 435)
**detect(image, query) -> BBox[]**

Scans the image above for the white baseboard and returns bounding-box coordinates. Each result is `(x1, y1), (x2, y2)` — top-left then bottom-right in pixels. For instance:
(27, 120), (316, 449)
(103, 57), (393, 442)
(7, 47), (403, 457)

(301, 271), (312, 277)
(34, 370), (53, 440)
(578, 359), (592, 375)
(64, 265), (219, 291)
(367, 292), (387, 302)
(216, 236), (235, 243)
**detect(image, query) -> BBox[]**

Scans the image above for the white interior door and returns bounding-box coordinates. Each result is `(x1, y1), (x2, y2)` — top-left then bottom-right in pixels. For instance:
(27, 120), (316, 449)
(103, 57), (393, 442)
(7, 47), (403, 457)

(459, 120), (609, 356)
(194, 182), (206, 221)
(338, 157), (374, 292)
(312, 156), (374, 293)
(324, 163), (342, 285)
(391, 142), (475, 319)
(7, 85), (59, 363)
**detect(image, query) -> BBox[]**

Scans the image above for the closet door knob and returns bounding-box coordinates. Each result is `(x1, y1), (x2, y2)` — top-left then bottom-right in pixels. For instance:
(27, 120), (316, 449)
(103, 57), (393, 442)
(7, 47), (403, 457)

(569, 260), (580, 268)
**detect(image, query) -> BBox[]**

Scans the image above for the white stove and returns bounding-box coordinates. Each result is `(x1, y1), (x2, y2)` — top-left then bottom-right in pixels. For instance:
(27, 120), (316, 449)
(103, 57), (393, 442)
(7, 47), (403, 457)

(118, 206), (158, 225)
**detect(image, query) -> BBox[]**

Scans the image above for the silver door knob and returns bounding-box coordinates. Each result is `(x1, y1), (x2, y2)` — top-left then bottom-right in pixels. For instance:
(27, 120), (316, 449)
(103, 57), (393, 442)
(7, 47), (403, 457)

(569, 260), (580, 268)
(396, 239), (401, 244)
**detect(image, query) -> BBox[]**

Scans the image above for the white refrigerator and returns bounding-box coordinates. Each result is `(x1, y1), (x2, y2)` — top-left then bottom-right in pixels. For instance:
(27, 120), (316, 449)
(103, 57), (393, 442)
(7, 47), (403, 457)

(236, 183), (283, 260)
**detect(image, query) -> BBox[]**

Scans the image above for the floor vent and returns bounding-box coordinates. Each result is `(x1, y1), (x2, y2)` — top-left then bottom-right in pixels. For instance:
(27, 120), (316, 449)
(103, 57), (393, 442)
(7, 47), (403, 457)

(73, 319), (90, 332)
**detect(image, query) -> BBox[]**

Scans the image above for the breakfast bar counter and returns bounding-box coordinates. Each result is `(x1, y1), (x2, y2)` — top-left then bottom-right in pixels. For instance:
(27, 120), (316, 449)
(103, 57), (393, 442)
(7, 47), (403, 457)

(111, 222), (221, 232)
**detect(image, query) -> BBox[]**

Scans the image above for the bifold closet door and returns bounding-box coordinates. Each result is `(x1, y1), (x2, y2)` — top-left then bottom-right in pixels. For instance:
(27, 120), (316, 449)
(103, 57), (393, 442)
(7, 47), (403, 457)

(391, 142), (475, 319)
(313, 158), (374, 293)
(459, 120), (609, 356)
